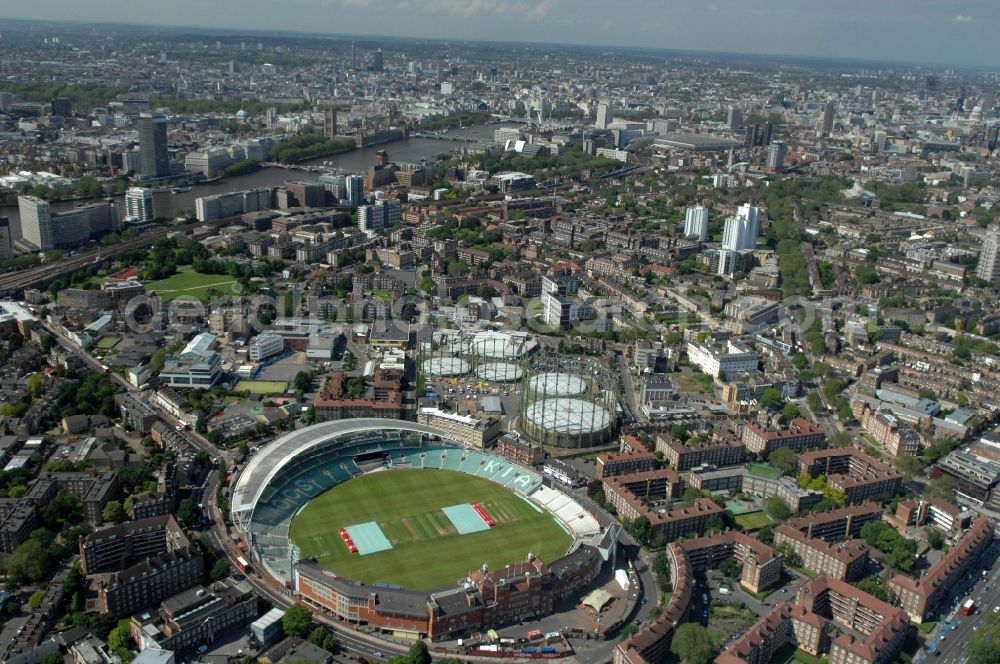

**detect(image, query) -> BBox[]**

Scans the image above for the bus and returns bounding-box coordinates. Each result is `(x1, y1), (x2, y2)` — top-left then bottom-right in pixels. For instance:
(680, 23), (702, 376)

(235, 556), (252, 574)
(963, 599), (976, 616)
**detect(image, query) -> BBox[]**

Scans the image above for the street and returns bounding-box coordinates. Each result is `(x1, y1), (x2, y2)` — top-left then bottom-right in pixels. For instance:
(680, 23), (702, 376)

(920, 539), (1000, 664)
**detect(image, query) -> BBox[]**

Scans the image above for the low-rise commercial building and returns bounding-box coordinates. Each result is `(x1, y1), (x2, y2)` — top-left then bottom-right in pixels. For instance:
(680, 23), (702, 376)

(686, 340), (759, 379)
(248, 333), (284, 362)
(416, 408), (501, 448)
(131, 581), (258, 654)
(890, 497), (973, 535)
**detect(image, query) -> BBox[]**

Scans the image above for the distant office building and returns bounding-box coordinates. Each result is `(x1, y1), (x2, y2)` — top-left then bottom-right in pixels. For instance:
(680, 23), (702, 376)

(184, 147), (232, 178)
(17, 196), (115, 251)
(977, 224), (1000, 282)
(821, 100), (835, 135)
(371, 48), (384, 72)
(19, 196), (53, 251)
(358, 199), (401, 236)
(51, 97), (72, 118)
(767, 141), (788, 171)
(345, 174), (364, 206)
(125, 187), (155, 226)
(595, 100), (613, 129)
(727, 107), (742, 131)
(0, 217), (13, 262)
(324, 107), (337, 139)
(137, 113), (169, 178)
(721, 204), (762, 251)
(744, 121), (773, 148)
(684, 205), (709, 241)
(195, 188), (272, 221)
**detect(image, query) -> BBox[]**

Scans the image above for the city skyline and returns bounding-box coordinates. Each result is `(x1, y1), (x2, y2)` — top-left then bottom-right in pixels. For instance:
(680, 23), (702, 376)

(1, 0), (998, 68)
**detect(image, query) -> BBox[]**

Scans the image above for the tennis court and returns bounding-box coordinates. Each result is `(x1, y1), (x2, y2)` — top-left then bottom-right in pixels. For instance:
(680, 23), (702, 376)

(442, 503), (490, 535)
(345, 522), (393, 555)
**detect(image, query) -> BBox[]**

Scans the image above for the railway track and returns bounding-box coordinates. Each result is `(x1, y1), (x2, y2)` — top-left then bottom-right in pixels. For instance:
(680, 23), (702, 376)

(0, 216), (241, 294)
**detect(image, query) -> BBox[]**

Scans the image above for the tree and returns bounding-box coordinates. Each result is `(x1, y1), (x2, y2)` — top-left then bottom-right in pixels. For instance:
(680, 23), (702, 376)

(101, 500), (125, 523)
(893, 455), (922, 478)
(757, 525), (774, 544)
(282, 603), (313, 638)
(107, 620), (132, 658)
(759, 388), (783, 410)
(767, 447), (797, 475)
(762, 496), (791, 521)
(293, 371), (312, 393)
(210, 559), (231, 580)
(855, 576), (888, 601)
(77, 175), (104, 198)
(927, 475), (956, 501)
(670, 623), (714, 664)
(719, 556), (742, 579)
(176, 499), (200, 527)
(782, 403), (802, 421)
(42, 653), (64, 664)
(855, 264), (879, 285)
(28, 589), (45, 610)
(40, 491), (82, 531)
(408, 640), (432, 664)
(926, 528), (944, 550)
(968, 611), (1000, 664)
(830, 431), (853, 448)
(682, 487), (702, 507)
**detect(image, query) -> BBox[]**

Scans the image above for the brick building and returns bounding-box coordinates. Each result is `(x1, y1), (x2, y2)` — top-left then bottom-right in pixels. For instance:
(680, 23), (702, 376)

(773, 526), (869, 581)
(294, 546), (603, 640)
(798, 449), (903, 504)
(678, 531), (782, 593)
(742, 417), (826, 456)
(888, 516), (993, 622)
(657, 434), (745, 471)
(313, 369), (408, 421)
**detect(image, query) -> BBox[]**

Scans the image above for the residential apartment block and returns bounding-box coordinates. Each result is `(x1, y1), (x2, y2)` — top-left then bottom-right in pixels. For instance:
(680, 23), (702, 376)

(798, 449), (903, 504)
(657, 434), (745, 471)
(742, 417), (826, 456)
(678, 531), (782, 593)
(888, 516), (993, 622)
(773, 526), (869, 581)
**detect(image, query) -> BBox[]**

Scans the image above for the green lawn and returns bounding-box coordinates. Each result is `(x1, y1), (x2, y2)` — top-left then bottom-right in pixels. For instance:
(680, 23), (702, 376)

(94, 336), (120, 350)
(289, 469), (572, 590)
(747, 463), (783, 479)
(145, 267), (238, 303)
(733, 511), (776, 531)
(237, 379), (289, 395)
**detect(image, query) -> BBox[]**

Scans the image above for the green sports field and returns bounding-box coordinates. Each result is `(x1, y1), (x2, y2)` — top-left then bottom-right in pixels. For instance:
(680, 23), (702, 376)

(733, 511), (776, 531)
(237, 379), (289, 395)
(289, 469), (573, 590)
(145, 266), (239, 303)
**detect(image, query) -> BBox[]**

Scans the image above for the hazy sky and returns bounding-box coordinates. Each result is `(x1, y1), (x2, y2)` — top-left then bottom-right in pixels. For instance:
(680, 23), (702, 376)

(2, 0), (998, 67)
